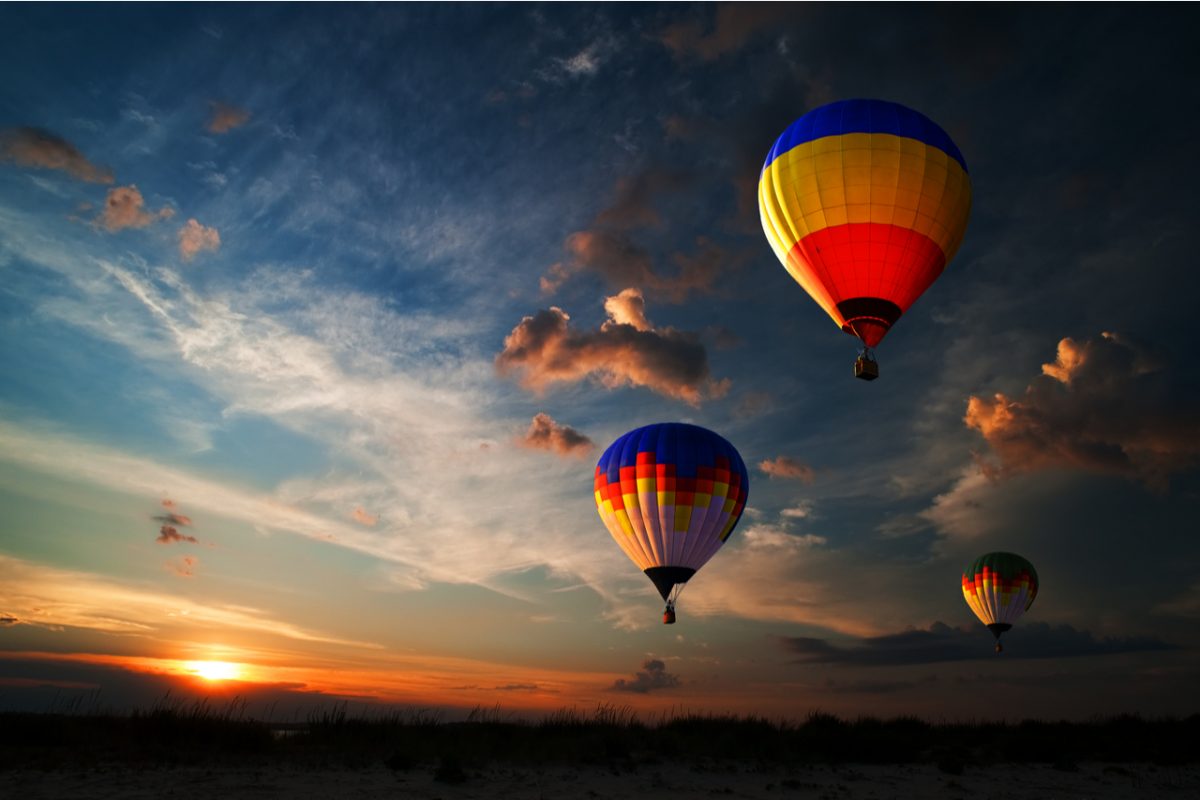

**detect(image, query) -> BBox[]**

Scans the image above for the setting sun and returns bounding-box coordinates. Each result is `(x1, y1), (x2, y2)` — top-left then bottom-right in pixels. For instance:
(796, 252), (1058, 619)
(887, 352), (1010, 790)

(186, 660), (241, 682)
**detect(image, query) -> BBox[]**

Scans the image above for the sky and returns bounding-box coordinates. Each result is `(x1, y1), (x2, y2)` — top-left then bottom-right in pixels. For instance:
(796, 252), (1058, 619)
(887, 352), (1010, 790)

(1, 4), (1199, 722)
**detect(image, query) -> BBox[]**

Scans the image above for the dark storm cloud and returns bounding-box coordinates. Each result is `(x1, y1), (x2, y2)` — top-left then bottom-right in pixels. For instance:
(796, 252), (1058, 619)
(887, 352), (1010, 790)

(610, 659), (681, 694)
(781, 622), (1175, 666)
(0, 127), (114, 184)
(966, 333), (1200, 489)
(519, 412), (594, 457)
(496, 289), (727, 405)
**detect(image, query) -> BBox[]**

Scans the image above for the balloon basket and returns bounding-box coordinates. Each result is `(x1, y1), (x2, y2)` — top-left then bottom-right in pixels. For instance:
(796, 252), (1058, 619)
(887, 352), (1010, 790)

(854, 355), (879, 381)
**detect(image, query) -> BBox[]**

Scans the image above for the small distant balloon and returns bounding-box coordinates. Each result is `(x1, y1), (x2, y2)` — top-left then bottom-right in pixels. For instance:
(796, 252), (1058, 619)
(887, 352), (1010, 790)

(962, 552), (1038, 653)
(594, 423), (749, 624)
(759, 98), (972, 379)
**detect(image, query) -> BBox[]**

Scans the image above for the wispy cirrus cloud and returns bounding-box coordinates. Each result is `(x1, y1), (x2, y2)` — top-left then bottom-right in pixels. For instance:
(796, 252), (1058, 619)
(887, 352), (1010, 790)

(0, 127), (114, 184)
(497, 289), (728, 405)
(0, 553), (379, 648)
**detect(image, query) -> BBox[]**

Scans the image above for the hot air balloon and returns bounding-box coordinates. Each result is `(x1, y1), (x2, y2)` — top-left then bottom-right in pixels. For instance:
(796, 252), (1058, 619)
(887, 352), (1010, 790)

(962, 552), (1038, 653)
(759, 98), (972, 380)
(594, 423), (749, 624)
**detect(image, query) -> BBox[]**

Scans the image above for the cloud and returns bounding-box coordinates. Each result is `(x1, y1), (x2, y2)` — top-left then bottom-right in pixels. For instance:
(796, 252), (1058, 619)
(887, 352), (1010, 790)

(496, 289), (727, 405)
(658, 4), (797, 61)
(166, 555), (198, 578)
(758, 456), (815, 482)
(539, 170), (738, 301)
(153, 512), (193, 527)
(519, 412), (594, 457)
(0, 553), (378, 648)
(780, 621), (1175, 666)
(965, 332), (1200, 488)
(97, 185), (174, 232)
(0, 127), (114, 183)
(734, 390), (775, 417)
(538, 35), (619, 83)
(177, 218), (221, 260)
(351, 507), (378, 526)
(207, 101), (250, 134)
(610, 658), (681, 693)
(594, 170), (689, 229)
(1, 615), (19, 626)
(157, 525), (198, 545)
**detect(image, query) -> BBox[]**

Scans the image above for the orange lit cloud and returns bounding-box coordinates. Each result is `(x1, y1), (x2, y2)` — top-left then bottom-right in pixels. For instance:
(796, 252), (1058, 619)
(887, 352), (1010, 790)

(539, 169), (738, 301)
(759, 456), (815, 482)
(497, 289), (727, 405)
(178, 218), (221, 260)
(166, 555), (198, 578)
(519, 412), (594, 457)
(207, 101), (250, 133)
(0, 553), (380, 648)
(157, 525), (198, 544)
(659, 4), (797, 61)
(0, 127), (114, 184)
(965, 332), (1200, 487)
(351, 506), (378, 526)
(97, 185), (174, 231)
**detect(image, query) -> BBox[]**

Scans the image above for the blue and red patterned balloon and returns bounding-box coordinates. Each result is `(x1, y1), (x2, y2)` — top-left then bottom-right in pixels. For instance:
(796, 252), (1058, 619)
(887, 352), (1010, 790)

(594, 423), (749, 621)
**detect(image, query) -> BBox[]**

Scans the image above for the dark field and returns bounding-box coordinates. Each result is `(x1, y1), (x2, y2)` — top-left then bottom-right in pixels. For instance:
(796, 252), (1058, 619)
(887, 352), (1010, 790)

(3, 702), (1198, 772)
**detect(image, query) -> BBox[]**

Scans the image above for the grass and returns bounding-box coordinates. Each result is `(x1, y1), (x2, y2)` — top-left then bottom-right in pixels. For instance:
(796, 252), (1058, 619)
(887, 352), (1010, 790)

(1, 700), (1197, 771)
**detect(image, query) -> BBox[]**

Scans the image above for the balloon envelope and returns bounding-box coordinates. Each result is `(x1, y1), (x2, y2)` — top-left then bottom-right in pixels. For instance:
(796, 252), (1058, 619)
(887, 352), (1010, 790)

(594, 423), (749, 601)
(759, 98), (972, 348)
(962, 551), (1038, 635)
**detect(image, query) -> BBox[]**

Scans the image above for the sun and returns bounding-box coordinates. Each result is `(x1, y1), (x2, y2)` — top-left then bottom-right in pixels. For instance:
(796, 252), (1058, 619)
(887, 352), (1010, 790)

(186, 660), (241, 682)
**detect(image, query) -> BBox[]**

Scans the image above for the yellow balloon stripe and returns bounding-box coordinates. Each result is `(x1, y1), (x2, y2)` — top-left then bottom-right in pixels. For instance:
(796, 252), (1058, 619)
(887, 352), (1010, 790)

(759, 132), (972, 264)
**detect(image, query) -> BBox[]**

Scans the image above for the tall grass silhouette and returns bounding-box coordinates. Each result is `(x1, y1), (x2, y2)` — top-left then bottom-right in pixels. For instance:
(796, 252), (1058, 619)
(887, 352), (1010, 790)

(1, 697), (1196, 772)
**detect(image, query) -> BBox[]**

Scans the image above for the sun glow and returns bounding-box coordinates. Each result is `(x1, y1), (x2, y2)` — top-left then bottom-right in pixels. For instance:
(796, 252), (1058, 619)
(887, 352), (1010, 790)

(186, 660), (241, 682)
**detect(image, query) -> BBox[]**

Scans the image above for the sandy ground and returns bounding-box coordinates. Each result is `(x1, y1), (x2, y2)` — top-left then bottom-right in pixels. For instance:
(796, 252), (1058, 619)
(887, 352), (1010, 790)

(4, 762), (1199, 799)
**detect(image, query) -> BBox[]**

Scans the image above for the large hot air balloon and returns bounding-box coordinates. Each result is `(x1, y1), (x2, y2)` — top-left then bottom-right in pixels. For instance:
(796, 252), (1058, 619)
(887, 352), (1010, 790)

(759, 98), (972, 380)
(594, 423), (749, 624)
(962, 552), (1038, 653)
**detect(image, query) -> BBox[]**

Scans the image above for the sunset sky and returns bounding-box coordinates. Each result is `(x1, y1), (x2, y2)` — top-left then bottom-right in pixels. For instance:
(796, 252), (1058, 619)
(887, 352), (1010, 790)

(2, 5), (1198, 721)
